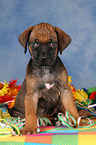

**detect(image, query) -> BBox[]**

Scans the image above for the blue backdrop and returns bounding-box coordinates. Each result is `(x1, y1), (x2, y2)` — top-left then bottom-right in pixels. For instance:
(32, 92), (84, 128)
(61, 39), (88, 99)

(0, 0), (96, 89)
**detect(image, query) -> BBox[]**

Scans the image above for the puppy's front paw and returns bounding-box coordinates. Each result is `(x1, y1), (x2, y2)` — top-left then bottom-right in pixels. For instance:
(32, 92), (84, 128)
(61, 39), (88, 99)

(21, 126), (37, 135)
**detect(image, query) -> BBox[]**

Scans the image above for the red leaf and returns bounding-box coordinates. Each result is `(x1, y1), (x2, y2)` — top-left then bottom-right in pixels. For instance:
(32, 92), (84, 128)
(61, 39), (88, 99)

(9, 79), (17, 88)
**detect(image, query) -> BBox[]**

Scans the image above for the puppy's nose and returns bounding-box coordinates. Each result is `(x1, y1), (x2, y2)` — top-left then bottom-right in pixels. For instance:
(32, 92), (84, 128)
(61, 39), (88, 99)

(40, 56), (47, 61)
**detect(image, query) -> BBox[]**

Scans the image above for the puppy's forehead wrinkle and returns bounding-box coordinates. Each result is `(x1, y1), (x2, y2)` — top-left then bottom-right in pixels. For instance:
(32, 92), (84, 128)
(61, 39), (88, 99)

(32, 24), (56, 39)
(34, 23), (54, 33)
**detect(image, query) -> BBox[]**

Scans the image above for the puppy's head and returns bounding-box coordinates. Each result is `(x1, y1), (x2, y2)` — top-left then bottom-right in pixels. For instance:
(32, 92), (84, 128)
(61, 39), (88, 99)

(18, 23), (71, 67)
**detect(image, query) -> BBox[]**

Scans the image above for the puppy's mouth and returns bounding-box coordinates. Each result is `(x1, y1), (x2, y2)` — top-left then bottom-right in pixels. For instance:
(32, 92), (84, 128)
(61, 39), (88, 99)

(38, 62), (52, 67)
(35, 59), (53, 70)
(33, 59), (51, 68)
(32, 55), (56, 68)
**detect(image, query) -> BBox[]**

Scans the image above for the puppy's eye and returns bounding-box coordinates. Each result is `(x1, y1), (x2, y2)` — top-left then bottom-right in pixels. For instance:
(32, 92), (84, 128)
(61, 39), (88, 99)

(49, 39), (57, 48)
(49, 39), (53, 46)
(29, 39), (39, 48)
(35, 39), (39, 44)
(34, 39), (39, 47)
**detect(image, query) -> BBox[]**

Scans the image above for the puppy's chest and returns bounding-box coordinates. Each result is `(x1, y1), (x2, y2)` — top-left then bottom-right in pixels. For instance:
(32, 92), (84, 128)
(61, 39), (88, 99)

(38, 71), (60, 100)
(44, 82), (54, 90)
(37, 70), (60, 116)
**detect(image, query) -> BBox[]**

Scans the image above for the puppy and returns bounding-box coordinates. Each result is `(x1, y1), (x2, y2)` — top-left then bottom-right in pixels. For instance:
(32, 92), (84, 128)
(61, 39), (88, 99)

(10, 23), (79, 134)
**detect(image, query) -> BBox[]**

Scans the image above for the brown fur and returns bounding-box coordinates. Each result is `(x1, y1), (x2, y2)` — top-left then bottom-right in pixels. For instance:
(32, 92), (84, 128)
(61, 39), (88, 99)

(10, 23), (79, 135)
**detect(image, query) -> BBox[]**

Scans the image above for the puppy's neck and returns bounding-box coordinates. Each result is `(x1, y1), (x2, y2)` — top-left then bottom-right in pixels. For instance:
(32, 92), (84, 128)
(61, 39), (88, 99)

(40, 66), (55, 82)
(39, 66), (51, 75)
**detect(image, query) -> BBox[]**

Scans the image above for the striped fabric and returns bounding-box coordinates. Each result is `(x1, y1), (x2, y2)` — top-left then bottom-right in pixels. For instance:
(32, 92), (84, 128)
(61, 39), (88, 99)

(0, 124), (96, 145)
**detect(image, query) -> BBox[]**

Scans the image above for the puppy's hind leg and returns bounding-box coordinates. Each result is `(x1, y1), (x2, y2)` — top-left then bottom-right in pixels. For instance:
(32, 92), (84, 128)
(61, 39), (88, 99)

(10, 79), (26, 118)
(10, 107), (25, 118)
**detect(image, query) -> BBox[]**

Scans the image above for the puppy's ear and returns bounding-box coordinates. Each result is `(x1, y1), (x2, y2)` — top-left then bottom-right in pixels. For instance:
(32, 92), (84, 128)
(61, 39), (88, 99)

(18, 26), (33, 53)
(55, 27), (71, 55)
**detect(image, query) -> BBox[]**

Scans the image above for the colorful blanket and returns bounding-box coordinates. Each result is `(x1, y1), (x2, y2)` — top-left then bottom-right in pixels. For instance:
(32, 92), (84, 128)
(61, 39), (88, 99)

(0, 106), (96, 145)
(0, 124), (96, 145)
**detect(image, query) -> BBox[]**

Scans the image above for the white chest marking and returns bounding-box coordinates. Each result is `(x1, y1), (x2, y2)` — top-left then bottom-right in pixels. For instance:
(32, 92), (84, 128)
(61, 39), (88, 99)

(45, 83), (54, 90)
